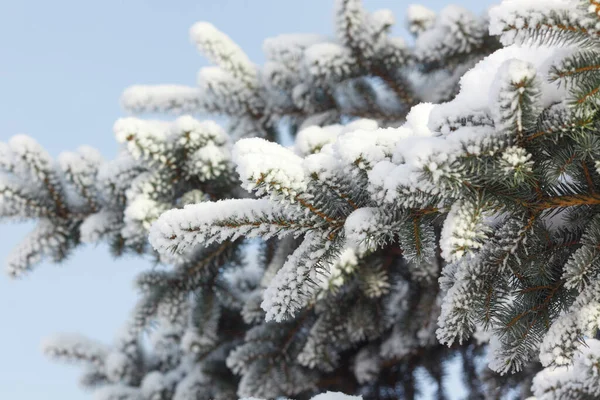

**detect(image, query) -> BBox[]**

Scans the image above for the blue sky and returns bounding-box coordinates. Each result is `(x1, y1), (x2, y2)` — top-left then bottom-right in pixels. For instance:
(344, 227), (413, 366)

(0, 1), (496, 398)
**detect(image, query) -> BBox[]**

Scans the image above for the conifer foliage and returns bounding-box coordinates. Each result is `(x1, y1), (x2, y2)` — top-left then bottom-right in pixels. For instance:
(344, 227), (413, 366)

(3, 0), (600, 399)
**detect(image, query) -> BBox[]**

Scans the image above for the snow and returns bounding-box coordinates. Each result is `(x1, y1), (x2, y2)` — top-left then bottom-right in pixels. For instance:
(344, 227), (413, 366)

(42, 333), (108, 368)
(80, 210), (121, 244)
(295, 125), (343, 156)
(415, 5), (485, 63)
(298, 119), (379, 182)
(8, 134), (49, 160)
(124, 196), (166, 231)
(197, 66), (257, 116)
(344, 207), (379, 248)
(440, 200), (489, 262)
(233, 138), (307, 200)
(96, 152), (141, 202)
(539, 281), (600, 367)
(342, 43), (581, 211)
(171, 117), (228, 148)
(406, 4), (436, 34)
(343, 118), (379, 133)
(140, 371), (168, 399)
(187, 144), (230, 180)
(263, 34), (327, 66)
(148, 199), (303, 255)
(500, 146), (533, 174)
(533, 339), (600, 399)
(113, 118), (170, 166)
(334, 0), (387, 60)
(304, 43), (356, 83)
(172, 368), (210, 400)
(58, 147), (103, 197)
(6, 220), (68, 277)
(488, 0), (585, 44)
(181, 329), (216, 355)
(0, 142), (15, 172)
(113, 118), (168, 144)
(0, 176), (49, 219)
(189, 22), (257, 84)
(432, 45), (569, 129)
(490, 59), (541, 136)
(94, 385), (142, 400)
(76, 145), (104, 166)
(333, 127), (399, 170)
(404, 103), (435, 137)
(121, 85), (201, 114)
(8, 134), (56, 185)
(319, 247), (358, 291)
(261, 231), (330, 322)
(104, 351), (134, 383)
(436, 256), (482, 347)
(370, 9), (395, 29)
(311, 392), (362, 400)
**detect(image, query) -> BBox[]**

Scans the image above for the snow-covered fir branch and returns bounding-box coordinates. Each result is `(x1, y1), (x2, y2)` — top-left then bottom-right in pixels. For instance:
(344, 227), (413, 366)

(5, 0), (600, 399)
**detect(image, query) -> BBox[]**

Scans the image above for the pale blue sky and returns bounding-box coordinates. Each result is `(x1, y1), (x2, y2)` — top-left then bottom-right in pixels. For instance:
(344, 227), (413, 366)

(0, 1), (496, 398)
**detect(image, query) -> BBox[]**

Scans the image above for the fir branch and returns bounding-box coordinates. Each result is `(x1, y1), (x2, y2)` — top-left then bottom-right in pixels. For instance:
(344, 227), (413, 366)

(528, 193), (600, 211)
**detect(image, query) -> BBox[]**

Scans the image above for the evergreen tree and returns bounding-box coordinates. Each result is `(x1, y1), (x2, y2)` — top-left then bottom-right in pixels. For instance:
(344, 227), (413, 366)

(4, 0), (600, 399)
